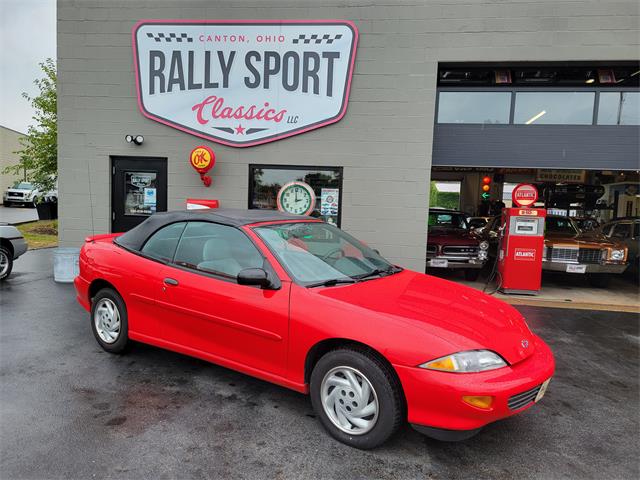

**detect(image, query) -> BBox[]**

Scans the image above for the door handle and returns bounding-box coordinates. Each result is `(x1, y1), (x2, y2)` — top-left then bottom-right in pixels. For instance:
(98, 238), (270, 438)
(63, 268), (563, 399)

(163, 277), (179, 286)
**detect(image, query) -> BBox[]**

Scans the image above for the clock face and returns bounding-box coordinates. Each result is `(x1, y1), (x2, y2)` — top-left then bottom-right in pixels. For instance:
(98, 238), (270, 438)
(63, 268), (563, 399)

(277, 182), (316, 215)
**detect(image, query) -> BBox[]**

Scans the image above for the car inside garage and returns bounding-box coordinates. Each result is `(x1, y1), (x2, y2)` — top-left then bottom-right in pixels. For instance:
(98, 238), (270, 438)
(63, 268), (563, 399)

(426, 62), (639, 309)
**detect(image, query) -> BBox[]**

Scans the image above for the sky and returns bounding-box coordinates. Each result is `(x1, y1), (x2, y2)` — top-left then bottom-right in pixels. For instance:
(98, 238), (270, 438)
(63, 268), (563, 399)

(0, 0), (56, 134)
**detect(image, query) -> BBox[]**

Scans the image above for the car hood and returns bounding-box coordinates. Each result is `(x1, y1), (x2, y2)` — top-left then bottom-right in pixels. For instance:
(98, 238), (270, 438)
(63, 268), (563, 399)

(545, 231), (624, 248)
(5, 188), (33, 194)
(316, 270), (535, 366)
(427, 227), (478, 246)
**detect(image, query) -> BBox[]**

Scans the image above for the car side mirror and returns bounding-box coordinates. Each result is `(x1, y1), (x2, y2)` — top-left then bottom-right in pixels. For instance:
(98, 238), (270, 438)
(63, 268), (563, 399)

(489, 231), (498, 238)
(237, 268), (273, 289)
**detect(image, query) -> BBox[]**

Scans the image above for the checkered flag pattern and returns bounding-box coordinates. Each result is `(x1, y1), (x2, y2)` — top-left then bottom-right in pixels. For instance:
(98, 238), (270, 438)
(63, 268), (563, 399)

(292, 34), (343, 44)
(146, 32), (194, 43)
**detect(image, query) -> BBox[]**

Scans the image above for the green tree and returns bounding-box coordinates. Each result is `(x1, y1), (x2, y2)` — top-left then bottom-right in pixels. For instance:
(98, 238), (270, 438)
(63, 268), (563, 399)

(3, 58), (57, 193)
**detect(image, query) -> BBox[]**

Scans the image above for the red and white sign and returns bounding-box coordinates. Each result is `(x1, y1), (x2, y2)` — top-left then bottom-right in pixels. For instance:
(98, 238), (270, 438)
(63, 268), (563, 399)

(514, 248), (536, 261)
(518, 209), (538, 216)
(512, 184), (538, 207)
(133, 20), (358, 148)
(186, 198), (219, 210)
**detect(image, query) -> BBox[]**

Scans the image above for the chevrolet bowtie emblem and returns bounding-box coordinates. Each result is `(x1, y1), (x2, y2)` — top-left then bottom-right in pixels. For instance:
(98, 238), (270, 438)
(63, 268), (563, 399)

(521, 339), (529, 349)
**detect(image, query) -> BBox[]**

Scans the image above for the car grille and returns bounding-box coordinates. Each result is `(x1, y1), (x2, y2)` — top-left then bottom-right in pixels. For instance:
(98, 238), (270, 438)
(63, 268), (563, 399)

(578, 248), (604, 264)
(508, 384), (542, 410)
(442, 246), (478, 257)
(546, 246), (604, 264)
(7, 192), (23, 198)
(548, 246), (579, 263)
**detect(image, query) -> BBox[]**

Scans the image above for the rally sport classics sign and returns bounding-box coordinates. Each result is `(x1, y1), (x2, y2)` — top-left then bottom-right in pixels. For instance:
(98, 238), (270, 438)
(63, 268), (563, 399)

(133, 20), (358, 147)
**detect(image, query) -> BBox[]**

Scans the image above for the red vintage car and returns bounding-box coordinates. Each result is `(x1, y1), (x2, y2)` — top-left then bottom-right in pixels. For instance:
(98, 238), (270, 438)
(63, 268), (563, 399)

(427, 209), (489, 280)
(75, 209), (554, 449)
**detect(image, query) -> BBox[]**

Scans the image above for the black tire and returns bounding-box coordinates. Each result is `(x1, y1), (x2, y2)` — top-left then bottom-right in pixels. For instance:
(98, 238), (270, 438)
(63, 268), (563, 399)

(90, 287), (129, 353)
(588, 274), (610, 288)
(310, 347), (404, 449)
(0, 246), (14, 281)
(2, 201), (9, 207)
(464, 269), (481, 281)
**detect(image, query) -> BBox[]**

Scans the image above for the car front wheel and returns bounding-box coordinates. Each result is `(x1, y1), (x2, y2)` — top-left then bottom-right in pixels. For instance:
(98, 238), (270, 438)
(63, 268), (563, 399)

(91, 288), (129, 353)
(0, 246), (13, 281)
(310, 347), (404, 449)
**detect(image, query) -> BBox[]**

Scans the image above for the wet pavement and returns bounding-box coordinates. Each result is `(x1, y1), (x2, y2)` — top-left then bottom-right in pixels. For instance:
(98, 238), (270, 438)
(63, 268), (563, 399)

(0, 205), (38, 225)
(1, 250), (639, 479)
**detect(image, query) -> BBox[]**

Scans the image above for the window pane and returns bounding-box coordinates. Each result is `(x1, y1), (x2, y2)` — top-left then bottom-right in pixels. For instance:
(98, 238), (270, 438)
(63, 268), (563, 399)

(124, 171), (157, 216)
(437, 92), (511, 124)
(598, 92), (640, 125)
(249, 167), (342, 226)
(254, 222), (392, 284)
(174, 222), (263, 278)
(514, 92), (595, 125)
(141, 222), (186, 261)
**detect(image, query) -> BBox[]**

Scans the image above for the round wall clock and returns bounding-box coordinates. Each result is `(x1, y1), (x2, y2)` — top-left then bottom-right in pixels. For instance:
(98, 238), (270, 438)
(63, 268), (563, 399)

(276, 181), (316, 216)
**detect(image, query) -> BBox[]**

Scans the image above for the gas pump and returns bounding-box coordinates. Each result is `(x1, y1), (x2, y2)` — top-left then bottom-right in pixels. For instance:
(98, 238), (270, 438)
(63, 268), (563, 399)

(497, 184), (546, 295)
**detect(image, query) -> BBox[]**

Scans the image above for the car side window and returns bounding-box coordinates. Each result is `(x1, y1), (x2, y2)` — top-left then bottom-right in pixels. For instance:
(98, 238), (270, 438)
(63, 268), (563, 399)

(173, 222), (264, 278)
(611, 223), (631, 239)
(140, 222), (187, 261)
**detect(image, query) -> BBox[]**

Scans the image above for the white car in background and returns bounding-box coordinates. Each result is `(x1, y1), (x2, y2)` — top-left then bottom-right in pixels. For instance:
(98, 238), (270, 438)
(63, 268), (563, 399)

(3, 181), (58, 207)
(3, 182), (39, 207)
(0, 224), (28, 280)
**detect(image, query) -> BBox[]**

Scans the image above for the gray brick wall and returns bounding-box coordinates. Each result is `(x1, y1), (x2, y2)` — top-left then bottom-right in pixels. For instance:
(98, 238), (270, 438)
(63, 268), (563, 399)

(57, 0), (639, 270)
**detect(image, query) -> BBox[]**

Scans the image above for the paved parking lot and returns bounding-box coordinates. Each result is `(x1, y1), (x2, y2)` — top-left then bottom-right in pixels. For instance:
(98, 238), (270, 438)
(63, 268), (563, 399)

(0, 205), (38, 225)
(1, 250), (639, 479)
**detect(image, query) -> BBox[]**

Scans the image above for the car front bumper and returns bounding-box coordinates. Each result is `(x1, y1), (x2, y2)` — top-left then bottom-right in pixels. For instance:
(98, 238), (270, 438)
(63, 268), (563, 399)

(426, 257), (486, 269)
(4, 197), (31, 204)
(542, 261), (628, 274)
(394, 335), (555, 433)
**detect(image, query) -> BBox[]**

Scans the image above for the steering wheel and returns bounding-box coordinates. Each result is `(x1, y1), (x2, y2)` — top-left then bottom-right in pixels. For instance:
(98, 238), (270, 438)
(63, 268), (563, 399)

(321, 248), (345, 262)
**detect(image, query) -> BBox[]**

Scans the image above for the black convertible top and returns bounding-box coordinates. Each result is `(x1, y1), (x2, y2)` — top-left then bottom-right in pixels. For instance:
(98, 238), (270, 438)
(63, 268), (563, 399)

(114, 208), (314, 251)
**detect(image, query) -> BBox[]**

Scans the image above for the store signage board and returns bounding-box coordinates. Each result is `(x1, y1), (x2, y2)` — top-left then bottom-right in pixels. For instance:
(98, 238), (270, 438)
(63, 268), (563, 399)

(536, 169), (586, 183)
(132, 20), (358, 147)
(512, 183), (538, 207)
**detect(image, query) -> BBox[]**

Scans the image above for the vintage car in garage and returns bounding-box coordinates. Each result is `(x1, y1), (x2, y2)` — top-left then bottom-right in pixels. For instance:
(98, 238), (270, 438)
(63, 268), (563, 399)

(75, 208), (554, 449)
(599, 217), (639, 279)
(426, 209), (489, 280)
(474, 214), (628, 287)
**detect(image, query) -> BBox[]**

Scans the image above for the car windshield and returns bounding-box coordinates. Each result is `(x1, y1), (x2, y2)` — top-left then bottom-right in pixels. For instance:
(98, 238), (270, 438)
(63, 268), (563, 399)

(546, 217), (578, 235)
(254, 222), (398, 286)
(428, 212), (468, 229)
(13, 182), (33, 190)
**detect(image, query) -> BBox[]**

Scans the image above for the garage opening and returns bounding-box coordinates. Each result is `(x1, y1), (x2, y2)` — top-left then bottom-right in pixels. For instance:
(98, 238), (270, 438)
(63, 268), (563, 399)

(428, 61), (640, 311)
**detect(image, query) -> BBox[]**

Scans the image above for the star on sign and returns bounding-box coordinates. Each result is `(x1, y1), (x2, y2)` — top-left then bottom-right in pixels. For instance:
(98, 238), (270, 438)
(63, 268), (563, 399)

(235, 124), (245, 135)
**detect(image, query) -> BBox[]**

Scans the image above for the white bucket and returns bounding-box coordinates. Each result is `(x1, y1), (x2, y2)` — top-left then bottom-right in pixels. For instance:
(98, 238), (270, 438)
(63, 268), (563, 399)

(53, 247), (80, 283)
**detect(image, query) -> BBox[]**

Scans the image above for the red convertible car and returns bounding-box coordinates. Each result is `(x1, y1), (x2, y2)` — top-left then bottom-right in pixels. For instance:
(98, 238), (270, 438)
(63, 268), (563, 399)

(75, 209), (554, 449)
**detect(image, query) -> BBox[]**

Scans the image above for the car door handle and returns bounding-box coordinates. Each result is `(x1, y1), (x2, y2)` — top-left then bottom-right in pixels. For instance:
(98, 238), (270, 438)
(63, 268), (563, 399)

(163, 277), (179, 286)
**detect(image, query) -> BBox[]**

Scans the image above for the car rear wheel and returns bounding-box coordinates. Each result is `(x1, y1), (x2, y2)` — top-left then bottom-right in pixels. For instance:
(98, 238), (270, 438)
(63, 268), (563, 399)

(310, 347), (404, 449)
(0, 246), (13, 281)
(91, 288), (129, 353)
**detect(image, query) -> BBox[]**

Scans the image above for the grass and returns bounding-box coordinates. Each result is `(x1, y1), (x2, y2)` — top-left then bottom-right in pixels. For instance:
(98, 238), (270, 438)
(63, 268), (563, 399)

(17, 220), (58, 249)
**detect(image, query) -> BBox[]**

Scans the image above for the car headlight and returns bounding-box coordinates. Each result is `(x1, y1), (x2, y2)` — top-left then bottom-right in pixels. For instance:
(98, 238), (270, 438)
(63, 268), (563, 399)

(610, 249), (625, 261)
(478, 250), (488, 260)
(419, 350), (507, 373)
(479, 241), (489, 250)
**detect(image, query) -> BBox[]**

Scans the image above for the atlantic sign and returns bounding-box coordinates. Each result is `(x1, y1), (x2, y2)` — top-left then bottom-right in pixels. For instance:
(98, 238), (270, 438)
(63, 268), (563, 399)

(132, 20), (358, 147)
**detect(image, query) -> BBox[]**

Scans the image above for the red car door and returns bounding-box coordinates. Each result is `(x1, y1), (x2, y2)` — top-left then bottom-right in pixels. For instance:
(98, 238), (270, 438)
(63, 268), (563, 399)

(154, 221), (291, 378)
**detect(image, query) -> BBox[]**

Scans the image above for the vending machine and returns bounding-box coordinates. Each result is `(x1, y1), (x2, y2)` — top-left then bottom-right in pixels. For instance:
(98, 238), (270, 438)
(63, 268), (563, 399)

(497, 207), (546, 295)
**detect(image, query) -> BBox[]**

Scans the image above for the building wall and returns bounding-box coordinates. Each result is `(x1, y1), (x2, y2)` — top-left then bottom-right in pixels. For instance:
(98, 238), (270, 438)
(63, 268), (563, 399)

(0, 126), (25, 194)
(57, 0), (639, 271)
